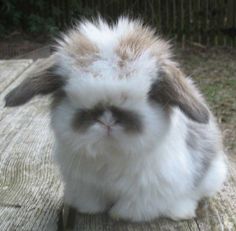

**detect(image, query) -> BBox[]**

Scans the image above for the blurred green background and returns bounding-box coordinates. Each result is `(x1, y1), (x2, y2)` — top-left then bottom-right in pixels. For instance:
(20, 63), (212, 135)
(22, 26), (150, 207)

(1, 0), (236, 46)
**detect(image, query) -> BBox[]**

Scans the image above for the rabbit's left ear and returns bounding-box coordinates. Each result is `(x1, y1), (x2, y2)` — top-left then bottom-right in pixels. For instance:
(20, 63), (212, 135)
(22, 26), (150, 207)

(5, 55), (65, 107)
(149, 65), (209, 123)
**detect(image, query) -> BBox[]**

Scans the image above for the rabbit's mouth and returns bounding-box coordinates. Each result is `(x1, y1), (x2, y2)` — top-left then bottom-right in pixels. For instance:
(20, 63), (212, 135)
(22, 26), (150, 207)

(96, 118), (115, 137)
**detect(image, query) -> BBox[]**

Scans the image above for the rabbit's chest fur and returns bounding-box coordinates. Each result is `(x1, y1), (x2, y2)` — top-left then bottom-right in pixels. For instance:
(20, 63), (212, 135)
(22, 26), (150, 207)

(56, 138), (192, 201)
(53, 104), (194, 201)
(51, 96), (226, 222)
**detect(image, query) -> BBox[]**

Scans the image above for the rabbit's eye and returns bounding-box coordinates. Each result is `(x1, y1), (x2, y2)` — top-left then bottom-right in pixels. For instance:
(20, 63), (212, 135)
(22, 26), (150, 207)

(72, 110), (93, 132)
(110, 107), (143, 134)
(90, 106), (105, 119)
(71, 106), (105, 132)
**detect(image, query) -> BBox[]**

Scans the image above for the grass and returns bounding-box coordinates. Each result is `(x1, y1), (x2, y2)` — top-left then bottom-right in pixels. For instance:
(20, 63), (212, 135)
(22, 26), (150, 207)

(176, 47), (236, 153)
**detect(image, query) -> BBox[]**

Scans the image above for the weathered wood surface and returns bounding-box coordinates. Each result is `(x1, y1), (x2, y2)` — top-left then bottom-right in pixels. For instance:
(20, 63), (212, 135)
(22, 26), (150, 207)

(0, 59), (236, 231)
(0, 60), (63, 231)
(0, 60), (33, 94)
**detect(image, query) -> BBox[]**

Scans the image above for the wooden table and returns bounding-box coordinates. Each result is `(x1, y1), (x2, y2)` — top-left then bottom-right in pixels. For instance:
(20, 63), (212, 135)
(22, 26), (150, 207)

(0, 59), (236, 231)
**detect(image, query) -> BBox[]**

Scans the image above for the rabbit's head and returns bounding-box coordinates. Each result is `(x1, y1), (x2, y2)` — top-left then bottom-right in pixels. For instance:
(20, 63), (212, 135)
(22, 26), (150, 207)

(5, 18), (209, 156)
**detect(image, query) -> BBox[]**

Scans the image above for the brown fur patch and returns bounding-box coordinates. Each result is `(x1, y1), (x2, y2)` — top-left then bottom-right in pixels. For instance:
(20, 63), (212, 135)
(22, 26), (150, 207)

(62, 31), (99, 68)
(116, 26), (172, 70)
(5, 56), (65, 107)
(186, 122), (219, 186)
(116, 27), (156, 65)
(51, 90), (66, 109)
(110, 106), (143, 133)
(72, 105), (143, 134)
(149, 65), (209, 123)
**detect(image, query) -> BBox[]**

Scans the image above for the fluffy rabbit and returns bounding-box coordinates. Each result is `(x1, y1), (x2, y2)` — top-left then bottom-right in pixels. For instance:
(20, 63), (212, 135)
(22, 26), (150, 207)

(5, 17), (227, 222)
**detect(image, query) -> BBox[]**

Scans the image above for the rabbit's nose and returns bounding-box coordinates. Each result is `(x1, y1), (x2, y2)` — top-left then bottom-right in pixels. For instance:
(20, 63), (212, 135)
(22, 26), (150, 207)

(97, 119), (113, 136)
(98, 111), (115, 126)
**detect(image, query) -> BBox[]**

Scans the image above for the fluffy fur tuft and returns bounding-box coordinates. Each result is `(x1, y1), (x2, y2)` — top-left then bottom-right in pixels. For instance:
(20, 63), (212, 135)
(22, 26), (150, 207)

(5, 17), (227, 222)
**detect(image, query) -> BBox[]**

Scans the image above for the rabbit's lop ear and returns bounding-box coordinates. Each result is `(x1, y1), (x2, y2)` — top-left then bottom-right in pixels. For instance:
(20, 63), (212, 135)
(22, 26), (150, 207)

(149, 65), (209, 123)
(5, 55), (64, 107)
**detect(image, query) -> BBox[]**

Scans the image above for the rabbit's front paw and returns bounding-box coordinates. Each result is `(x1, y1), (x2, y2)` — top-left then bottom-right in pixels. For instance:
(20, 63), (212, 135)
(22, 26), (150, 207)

(74, 194), (108, 214)
(167, 199), (197, 221)
(109, 199), (159, 222)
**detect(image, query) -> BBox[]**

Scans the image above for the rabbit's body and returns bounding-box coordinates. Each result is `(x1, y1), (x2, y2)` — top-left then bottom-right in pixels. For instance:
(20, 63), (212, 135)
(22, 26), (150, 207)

(5, 18), (227, 222)
(52, 100), (226, 221)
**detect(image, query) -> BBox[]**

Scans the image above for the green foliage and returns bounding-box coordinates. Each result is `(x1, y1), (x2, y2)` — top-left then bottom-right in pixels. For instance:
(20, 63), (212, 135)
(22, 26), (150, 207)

(0, 0), (83, 37)
(1, 0), (235, 47)
(0, 0), (133, 37)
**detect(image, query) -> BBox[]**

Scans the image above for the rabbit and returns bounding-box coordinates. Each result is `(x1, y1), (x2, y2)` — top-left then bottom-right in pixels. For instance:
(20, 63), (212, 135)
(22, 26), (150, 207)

(5, 17), (227, 222)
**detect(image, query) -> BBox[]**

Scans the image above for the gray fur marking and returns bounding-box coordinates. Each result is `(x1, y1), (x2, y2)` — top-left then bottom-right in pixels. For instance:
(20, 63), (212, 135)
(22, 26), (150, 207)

(186, 122), (217, 186)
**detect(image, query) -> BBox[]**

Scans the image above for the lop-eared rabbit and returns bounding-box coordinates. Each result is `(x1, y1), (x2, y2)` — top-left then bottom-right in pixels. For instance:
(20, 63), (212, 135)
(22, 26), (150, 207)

(5, 18), (227, 222)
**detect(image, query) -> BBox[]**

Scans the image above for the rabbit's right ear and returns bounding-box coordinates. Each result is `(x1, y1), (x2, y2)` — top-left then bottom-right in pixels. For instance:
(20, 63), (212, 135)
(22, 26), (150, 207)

(149, 64), (209, 123)
(5, 55), (65, 107)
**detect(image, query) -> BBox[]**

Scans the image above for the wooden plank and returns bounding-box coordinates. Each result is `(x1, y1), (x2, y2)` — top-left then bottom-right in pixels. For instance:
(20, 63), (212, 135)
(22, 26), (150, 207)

(0, 59), (33, 94)
(0, 60), (63, 231)
(0, 100), (63, 230)
(73, 213), (194, 231)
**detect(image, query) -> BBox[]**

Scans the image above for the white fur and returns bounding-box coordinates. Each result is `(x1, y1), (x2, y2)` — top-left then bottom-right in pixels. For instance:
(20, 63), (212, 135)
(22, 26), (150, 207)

(50, 18), (227, 222)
